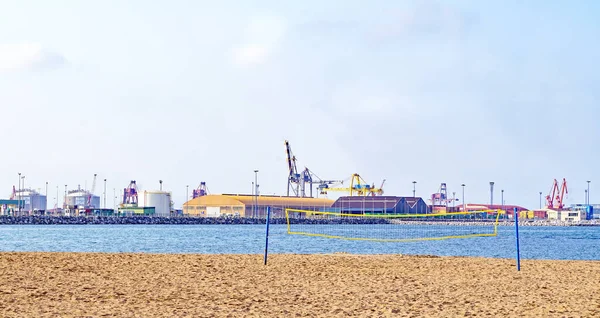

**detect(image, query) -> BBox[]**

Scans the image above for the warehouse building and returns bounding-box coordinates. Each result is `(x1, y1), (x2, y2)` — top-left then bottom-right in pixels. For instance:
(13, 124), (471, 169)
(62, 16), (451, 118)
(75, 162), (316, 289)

(183, 194), (334, 218)
(329, 196), (429, 214)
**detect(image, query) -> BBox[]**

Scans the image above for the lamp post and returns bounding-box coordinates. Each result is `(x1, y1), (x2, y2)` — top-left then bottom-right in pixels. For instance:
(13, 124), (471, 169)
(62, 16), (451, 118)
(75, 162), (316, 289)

(21, 175), (25, 213)
(501, 189), (504, 219)
(461, 184), (466, 212)
(186, 185), (189, 202)
(539, 191), (542, 209)
(17, 173), (21, 216)
(45, 181), (48, 212)
(585, 189), (588, 207)
(489, 182), (495, 205)
(64, 185), (67, 211)
(159, 180), (163, 191)
(254, 170), (259, 218)
(103, 179), (107, 209)
(587, 180), (591, 206)
(412, 181), (417, 197)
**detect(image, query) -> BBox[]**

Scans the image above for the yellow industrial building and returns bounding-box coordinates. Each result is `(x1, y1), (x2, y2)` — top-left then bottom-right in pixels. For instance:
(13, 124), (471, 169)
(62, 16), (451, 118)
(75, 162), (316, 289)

(183, 194), (334, 218)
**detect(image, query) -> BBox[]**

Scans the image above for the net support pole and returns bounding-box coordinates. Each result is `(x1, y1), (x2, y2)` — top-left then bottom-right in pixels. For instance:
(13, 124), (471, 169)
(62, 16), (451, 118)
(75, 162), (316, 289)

(514, 207), (521, 271)
(264, 206), (271, 266)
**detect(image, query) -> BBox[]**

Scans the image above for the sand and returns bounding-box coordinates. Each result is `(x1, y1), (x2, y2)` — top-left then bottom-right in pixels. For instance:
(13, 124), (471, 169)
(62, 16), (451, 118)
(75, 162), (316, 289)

(0, 253), (599, 317)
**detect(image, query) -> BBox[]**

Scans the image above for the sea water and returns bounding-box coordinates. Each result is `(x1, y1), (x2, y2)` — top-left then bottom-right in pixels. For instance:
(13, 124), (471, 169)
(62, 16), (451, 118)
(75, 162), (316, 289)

(0, 225), (598, 260)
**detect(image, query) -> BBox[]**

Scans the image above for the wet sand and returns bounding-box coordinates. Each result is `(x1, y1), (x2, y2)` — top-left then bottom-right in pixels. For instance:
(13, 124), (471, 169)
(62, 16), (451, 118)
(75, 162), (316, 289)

(0, 252), (599, 317)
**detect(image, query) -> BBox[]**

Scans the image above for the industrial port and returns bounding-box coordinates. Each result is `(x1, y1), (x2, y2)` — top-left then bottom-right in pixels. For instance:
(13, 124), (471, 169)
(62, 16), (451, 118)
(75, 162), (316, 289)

(1, 140), (597, 222)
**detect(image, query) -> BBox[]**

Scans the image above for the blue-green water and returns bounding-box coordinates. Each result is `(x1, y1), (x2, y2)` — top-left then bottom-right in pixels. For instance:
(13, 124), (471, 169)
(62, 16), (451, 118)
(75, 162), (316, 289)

(0, 225), (598, 260)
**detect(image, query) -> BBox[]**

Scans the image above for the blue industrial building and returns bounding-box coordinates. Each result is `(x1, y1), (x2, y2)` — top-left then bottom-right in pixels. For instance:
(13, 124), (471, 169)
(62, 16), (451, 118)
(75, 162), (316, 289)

(569, 204), (599, 220)
(328, 196), (429, 214)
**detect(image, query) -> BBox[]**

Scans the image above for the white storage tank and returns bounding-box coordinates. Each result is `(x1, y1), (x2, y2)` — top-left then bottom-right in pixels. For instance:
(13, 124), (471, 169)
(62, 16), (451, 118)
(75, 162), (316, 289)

(139, 191), (172, 216)
(66, 190), (101, 208)
(14, 189), (47, 212)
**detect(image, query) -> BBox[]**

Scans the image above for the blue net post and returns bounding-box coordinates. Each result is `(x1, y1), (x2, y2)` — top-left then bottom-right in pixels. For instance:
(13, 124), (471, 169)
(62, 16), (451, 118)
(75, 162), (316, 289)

(514, 207), (521, 271)
(264, 206), (271, 265)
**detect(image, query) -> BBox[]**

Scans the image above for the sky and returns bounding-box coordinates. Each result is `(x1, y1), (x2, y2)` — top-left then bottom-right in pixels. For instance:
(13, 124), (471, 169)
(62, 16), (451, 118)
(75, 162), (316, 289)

(0, 0), (599, 210)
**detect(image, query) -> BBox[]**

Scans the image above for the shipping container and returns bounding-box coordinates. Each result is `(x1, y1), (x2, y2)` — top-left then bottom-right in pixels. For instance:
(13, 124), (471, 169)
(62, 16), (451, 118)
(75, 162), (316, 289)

(533, 210), (547, 219)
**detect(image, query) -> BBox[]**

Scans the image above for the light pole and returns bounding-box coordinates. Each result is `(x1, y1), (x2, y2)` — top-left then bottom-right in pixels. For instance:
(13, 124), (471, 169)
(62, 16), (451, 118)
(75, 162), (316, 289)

(21, 175), (25, 213)
(45, 181), (48, 212)
(17, 173), (21, 215)
(254, 170), (259, 218)
(64, 185), (67, 210)
(587, 180), (591, 206)
(186, 185), (189, 202)
(103, 179), (107, 209)
(461, 184), (466, 212)
(489, 182), (495, 206)
(501, 189), (504, 219)
(585, 189), (588, 207)
(412, 181), (417, 197)
(539, 191), (542, 209)
(159, 180), (163, 191)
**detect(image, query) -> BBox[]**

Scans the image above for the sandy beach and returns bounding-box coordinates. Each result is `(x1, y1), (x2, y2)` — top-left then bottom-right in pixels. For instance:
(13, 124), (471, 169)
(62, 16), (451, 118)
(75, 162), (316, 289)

(0, 252), (598, 317)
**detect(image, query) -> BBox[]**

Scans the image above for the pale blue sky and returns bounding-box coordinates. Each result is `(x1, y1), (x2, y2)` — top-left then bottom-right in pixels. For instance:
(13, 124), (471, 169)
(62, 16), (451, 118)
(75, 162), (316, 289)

(0, 0), (598, 209)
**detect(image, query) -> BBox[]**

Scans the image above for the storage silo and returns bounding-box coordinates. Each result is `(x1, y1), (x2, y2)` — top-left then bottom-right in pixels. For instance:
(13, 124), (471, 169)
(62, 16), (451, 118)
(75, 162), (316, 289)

(15, 189), (47, 212)
(66, 189), (101, 208)
(138, 191), (172, 216)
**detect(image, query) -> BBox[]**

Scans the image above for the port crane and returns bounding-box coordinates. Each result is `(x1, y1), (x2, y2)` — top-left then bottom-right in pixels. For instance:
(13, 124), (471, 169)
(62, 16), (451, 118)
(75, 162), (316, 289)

(122, 180), (139, 206)
(285, 140), (342, 197)
(87, 174), (97, 208)
(193, 182), (209, 198)
(319, 173), (385, 196)
(429, 183), (457, 206)
(285, 140), (301, 196)
(545, 178), (568, 209)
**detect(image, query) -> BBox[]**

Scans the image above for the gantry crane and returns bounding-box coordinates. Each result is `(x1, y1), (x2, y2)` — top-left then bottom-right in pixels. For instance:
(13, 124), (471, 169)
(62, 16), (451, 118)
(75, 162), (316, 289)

(285, 140), (301, 196)
(319, 173), (385, 196)
(193, 182), (209, 198)
(122, 180), (139, 206)
(87, 174), (97, 208)
(545, 178), (568, 209)
(285, 140), (342, 197)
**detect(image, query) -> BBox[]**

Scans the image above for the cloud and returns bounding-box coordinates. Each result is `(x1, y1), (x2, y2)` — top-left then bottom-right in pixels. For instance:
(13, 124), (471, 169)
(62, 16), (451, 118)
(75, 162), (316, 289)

(231, 15), (287, 66)
(369, 1), (475, 42)
(0, 43), (66, 73)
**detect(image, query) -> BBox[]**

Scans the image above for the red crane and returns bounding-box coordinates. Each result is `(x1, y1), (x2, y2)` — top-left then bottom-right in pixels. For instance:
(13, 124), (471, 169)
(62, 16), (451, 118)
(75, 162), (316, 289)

(557, 178), (568, 209)
(545, 178), (568, 209)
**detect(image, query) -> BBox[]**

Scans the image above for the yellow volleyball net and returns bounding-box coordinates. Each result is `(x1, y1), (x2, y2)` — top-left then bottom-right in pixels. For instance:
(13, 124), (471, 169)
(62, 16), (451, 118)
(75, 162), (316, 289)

(285, 209), (503, 242)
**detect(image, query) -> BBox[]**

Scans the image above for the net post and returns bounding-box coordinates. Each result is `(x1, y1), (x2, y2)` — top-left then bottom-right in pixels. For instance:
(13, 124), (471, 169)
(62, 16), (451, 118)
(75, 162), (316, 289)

(264, 206), (272, 266)
(514, 207), (521, 271)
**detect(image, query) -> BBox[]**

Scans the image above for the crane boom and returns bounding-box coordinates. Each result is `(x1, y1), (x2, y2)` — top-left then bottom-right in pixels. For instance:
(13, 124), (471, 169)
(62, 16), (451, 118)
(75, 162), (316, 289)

(320, 174), (384, 196)
(87, 174), (97, 207)
(285, 140), (301, 196)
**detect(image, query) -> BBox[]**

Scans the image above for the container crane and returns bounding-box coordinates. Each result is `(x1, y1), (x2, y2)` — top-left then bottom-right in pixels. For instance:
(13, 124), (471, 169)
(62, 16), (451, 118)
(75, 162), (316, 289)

(545, 178), (568, 209)
(87, 174), (97, 208)
(285, 140), (301, 196)
(193, 182), (209, 199)
(319, 173), (384, 196)
(303, 168), (343, 197)
(122, 180), (139, 206)
(285, 140), (342, 197)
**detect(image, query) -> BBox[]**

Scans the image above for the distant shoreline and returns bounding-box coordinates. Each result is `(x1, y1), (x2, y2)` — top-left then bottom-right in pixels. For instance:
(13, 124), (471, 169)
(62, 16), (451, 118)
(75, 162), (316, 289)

(0, 216), (598, 226)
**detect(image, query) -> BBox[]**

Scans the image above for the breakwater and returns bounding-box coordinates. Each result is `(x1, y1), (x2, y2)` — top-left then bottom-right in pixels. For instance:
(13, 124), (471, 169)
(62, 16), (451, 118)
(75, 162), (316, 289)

(0, 216), (387, 225)
(0, 216), (598, 226)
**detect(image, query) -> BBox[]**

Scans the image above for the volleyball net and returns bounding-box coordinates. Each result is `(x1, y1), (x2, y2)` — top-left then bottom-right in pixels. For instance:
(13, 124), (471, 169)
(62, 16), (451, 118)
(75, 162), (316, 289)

(284, 208), (503, 242)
